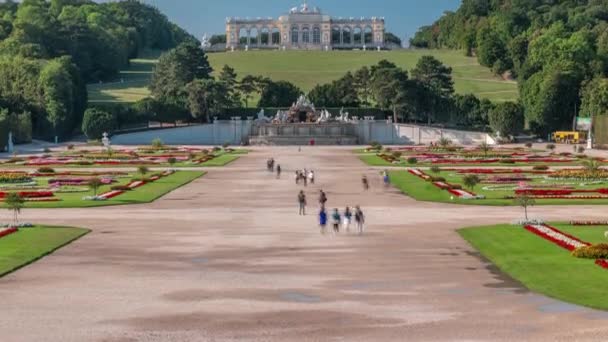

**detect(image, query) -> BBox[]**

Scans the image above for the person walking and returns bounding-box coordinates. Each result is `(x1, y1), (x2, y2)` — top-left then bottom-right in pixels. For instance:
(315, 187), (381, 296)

(303, 170), (308, 187)
(308, 170), (315, 185)
(355, 206), (365, 235)
(295, 171), (300, 185)
(276, 165), (282, 179)
(319, 207), (328, 234)
(362, 175), (369, 191)
(298, 190), (307, 215)
(319, 190), (327, 208)
(332, 208), (341, 234)
(343, 206), (352, 232)
(383, 171), (390, 188)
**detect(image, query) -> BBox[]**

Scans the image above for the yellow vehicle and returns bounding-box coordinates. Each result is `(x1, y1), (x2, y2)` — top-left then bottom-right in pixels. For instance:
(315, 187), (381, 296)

(552, 131), (587, 144)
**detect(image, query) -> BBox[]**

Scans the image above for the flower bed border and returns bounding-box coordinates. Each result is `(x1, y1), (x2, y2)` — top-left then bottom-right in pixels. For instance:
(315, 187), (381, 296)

(523, 223), (608, 270)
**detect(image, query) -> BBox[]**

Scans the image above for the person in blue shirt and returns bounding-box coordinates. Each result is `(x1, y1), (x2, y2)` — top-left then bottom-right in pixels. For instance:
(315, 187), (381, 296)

(319, 207), (328, 234)
(332, 208), (341, 234)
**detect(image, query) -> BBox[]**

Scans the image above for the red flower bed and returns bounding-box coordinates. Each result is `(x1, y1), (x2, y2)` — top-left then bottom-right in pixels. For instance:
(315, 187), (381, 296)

(0, 227), (18, 239)
(0, 191), (54, 198)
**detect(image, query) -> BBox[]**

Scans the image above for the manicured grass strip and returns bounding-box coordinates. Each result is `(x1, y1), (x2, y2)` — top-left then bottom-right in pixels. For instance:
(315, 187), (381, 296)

(5, 171), (205, 208)
(199, 154), (240, 166)
(0, 226), (90, 278)
(459, 224), (608, 310)
(389, 170), (608, 206)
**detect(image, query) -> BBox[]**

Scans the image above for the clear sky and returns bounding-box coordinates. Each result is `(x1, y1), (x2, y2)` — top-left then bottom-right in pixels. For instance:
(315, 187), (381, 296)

(140, 0), (460, 43)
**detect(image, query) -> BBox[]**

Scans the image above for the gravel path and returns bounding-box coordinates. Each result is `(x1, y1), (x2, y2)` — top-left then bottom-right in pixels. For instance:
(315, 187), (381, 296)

(1, 146), (607, 341)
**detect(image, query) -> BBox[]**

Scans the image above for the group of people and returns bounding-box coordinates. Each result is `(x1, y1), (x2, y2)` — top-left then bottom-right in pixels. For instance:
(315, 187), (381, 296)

(361, 171), (390, 191)
(319, 206), (365, 235)
(295, 169), (314, 186)
(267, 158), (282, 178)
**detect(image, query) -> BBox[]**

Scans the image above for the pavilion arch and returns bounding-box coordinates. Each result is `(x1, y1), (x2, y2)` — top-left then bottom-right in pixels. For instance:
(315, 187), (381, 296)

(364, 26), (373, 45)
(249, 27), (259, 45)
(260, 27), (270, 45)
(342, 26), (352, 45)
(331, 26), (341, 45)
(238, 27), (249, 45)
(353, 27), (363, 45)
(291, 25), (299, 44)
(271, 27), (281, 45)
(312, 26), (321, 44)
(302, 26), (310, 44)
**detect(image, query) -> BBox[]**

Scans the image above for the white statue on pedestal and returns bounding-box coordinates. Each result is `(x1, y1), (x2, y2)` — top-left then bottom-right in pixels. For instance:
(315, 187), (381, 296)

(7, 131), (13, 153)
(102, 132), (111, 150)
(201, 33), (211, 50)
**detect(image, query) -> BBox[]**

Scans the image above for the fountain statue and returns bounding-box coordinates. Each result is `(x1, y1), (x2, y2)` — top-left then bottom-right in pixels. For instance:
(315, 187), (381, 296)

(201, 33), (211, 50)
(255, 108), (271, 123)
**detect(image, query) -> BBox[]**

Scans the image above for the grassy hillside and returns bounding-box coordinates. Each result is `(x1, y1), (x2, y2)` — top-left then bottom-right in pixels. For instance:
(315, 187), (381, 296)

(88, 49), (518, 104)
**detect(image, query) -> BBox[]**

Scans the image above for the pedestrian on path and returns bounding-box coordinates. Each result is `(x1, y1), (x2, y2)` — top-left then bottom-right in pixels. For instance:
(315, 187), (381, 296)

(308, 170), (315, 184)
(319, 190), (327, 208)
(298, 190), (307, 215)
(276, 165), (282, 179)
(362, 175), (369, 191)
(319, 207), (328, 234)
(343, 206), (352, 232)
(295, 171), (301, 185)
(332, 208), (341, 234)
(355, 206), (365, 235)
(383, 170), (390, 188)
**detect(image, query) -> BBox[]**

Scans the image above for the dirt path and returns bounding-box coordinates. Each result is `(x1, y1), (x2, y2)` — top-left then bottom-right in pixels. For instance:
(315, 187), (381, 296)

(1, 146), (607, 341)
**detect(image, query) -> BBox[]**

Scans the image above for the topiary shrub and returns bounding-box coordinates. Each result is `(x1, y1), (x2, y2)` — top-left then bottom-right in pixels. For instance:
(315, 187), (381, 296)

(82, 108), (116, 140)
(407, 157), (418, 164)
(111, 185), (132, 191)
(430, 166), (441, 174)
(500, 159), (515, 164)
(525, 142), (533, 148)
(533, 165), (549, 171)
(546, 143), (556, 152)
(572, 244), (608, 259)
(578, 146), (586, 154)
(392, 151), (402, 159)
(37, 167), (55, 173)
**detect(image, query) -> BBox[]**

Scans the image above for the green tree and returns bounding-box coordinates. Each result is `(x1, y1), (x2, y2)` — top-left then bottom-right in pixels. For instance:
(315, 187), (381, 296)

(514, 193), (535, 221)
(411, 56), (454, 124)
(237, 75), (263, 107)
(258, 80), (301, 107)
(384, 32), (402, 46)
(150, 41), (213, 100)
(488, 102), (524, 137)
(353, 66), (373, 106)
(5, 192), (24, 227)
(137, 165), (149, 180)
(87, 177), (103, 197)
(462, 174), (481, 191)
(580, 77), (608, 117)
(372, 65), (411, 123)
(218, 64), (240, 105)
(81, 108), (116, 140)
(186, 79), (231, 123)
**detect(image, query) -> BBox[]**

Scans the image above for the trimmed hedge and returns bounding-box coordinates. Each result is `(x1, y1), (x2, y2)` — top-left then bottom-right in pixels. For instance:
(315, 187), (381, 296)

(217, 107), (391, 120)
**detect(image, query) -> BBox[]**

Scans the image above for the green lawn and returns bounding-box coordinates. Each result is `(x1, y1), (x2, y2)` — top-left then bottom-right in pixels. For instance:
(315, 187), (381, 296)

(5, 171), (205, 208)
(389, 170), (608, 206)
(198, 154), (240, 166)
(88, 49), (518, 104)
(0, 226), (89, 277)
(459, 224), (608, 310)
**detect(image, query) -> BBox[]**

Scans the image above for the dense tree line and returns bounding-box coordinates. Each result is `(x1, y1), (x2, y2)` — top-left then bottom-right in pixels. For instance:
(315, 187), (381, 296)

(410, 0), (608, 135)
(0, 0), (195, 142)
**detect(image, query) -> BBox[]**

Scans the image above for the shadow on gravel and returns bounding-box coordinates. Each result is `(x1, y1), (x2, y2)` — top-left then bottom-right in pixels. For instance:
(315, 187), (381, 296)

(466, 251), (529, 295)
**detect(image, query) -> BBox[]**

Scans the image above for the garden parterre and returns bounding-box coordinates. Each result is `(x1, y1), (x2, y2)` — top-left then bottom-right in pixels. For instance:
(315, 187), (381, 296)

(392, 166), (608, 205)
(0, 169), (205, 208)
(359, 144), (597, 167)
(1, 146), (246, 168)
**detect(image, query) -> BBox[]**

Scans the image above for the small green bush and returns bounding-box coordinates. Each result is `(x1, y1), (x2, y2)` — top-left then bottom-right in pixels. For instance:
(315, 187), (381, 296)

(392, 151), (402, 159)
(37, 167), (55, 173)
(533, 165), (549, 171)
(111, 185), (132, 191)
(525, 142), (533, 148)
(430, 166), (441, 174)
(500, 159), (515, 164)
(546, 143), (556, 151)
(167, 157), (177, 165)
(578, 146), (586, 154)
(572, 244), (608, 259)
(407, 157), (418, 164)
